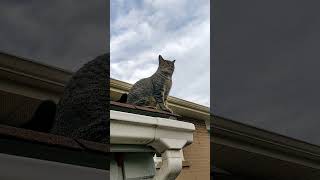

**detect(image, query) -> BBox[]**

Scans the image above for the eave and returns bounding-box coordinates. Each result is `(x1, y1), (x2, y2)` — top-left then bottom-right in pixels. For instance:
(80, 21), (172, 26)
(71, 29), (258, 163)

(0, 52), (72, 102)
(211, 115), (320, 179)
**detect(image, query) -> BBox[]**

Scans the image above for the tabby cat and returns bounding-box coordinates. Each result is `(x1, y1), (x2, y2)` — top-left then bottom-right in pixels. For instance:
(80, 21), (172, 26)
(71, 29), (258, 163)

(50, 53), (109, 143)
(127, 55), (175, 113)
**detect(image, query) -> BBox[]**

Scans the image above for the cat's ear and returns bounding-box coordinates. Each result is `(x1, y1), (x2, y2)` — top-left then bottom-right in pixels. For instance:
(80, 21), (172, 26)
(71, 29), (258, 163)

(172, 60), (176, 63)
(159, 55), (164, 62)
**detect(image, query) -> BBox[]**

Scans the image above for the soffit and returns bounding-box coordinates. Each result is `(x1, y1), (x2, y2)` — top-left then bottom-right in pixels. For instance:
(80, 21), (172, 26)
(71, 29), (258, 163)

(211, 115), (320, 179)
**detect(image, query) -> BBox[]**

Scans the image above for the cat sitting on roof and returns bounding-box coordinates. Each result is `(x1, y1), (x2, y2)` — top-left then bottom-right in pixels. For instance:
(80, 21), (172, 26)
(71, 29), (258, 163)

(126, 55), (175, 113)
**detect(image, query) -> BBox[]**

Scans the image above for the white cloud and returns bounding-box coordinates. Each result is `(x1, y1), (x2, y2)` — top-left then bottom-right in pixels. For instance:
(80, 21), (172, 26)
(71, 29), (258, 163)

(111, 0), (210, 107)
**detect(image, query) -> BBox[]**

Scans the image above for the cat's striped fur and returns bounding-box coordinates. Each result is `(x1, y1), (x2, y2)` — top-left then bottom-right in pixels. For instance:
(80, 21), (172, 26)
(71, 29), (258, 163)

(127, 55), (175, 113)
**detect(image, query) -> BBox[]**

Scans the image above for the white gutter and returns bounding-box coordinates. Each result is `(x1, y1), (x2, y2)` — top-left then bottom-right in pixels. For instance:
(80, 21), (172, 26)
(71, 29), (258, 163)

(110, 110), (195, 180)
(0, 153), (108, 180)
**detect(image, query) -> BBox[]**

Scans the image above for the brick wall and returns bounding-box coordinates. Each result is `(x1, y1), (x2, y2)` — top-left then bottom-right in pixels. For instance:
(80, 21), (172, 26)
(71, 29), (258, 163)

(177, 117), (210, 180)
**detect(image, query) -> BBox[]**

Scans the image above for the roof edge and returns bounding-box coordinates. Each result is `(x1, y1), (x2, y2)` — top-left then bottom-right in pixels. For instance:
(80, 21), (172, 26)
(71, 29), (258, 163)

(0, 52), (72, 86)
(110, 78), (210, 122)
(212, 115), (320, 162)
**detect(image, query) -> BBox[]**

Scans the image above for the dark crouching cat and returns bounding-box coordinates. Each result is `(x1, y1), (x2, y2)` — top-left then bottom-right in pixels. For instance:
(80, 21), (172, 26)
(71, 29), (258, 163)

(50, 53), (109, 143)
(127, 55), (175, 113)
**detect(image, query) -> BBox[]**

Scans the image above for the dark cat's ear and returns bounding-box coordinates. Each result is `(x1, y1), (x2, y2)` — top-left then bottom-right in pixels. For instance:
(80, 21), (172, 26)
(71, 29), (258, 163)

(159, 55), (164, 62)
(172, 60), (176, 63)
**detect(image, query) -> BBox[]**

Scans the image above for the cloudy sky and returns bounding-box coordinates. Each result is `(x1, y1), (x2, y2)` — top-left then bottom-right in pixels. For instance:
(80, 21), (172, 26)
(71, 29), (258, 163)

(213, 0), (320, 145)
(0, 1), (108, 72)
(110, 0), (210, 107)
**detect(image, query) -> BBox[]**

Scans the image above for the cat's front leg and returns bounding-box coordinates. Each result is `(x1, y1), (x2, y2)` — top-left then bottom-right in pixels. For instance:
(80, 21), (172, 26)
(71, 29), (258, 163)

(158, 103), (173, 113)
(163, 98), (173, 113)
(158, 92), (172, 113)
(153, 82), (172, 113)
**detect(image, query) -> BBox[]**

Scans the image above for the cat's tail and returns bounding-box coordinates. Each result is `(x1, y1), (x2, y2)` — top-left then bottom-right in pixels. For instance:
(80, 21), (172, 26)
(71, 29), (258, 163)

(117, 93), (128, 103)
(21, 100), (57, 133)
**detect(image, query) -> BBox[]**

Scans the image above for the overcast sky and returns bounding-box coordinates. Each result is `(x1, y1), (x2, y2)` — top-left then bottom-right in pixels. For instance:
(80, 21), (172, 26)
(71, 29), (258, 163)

(213, 0), (320, 145)
(110, 0), (210, 107)
(0, 1), (108, 72)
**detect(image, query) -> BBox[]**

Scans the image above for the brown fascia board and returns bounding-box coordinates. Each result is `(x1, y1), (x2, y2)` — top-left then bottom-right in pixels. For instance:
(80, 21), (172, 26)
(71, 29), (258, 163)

(0, 124), (81, 150)
(110, 101), (181, 119)
(0, 124), (109, 169)
(211, 115), (320, 165)
(0, 124), (109, 153)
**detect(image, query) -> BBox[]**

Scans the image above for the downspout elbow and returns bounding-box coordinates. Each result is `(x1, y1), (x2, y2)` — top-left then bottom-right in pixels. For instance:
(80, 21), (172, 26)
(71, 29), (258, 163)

(153, 150), (183, 180)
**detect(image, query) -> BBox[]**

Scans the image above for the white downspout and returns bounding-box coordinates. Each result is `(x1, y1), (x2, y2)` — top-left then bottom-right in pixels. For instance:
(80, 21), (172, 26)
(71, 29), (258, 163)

(153, 150), (183, 180)
(110, 110), (195, 180)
